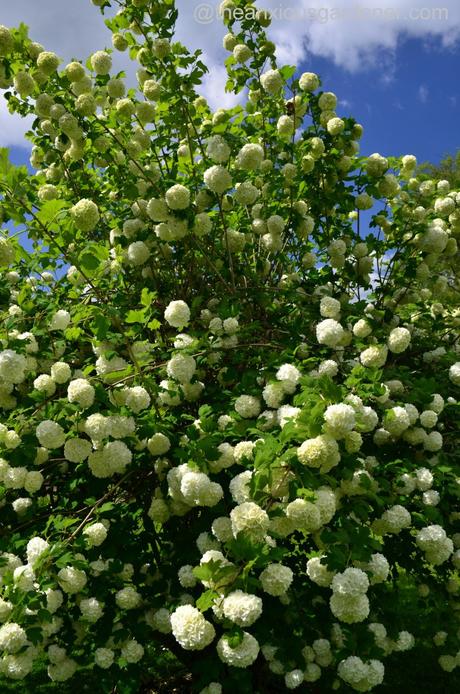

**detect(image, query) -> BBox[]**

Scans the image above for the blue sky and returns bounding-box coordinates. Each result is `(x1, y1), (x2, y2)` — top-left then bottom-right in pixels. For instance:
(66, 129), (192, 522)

(307, 37), (459, 165)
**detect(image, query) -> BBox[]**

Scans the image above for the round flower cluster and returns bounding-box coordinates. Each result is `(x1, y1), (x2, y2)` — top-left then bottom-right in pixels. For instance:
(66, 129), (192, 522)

(0, 623), (28, 654)
(449, 362), (460, 386)
(286, 498), (321, 532)
(416, 525), (454, 565)
(316, 319), (344, 347)
(36, 420), (65, 449)
(388, 327), (411, 353)
(88, 440), (132, 477)
(167, 354), (196, 384)
(260, 69), (283, 93)
(204, 165), (232, 194)
(50, 310), (71, 331)
(34, 374), (56, 396)
(320, 296), (341, 319)
(164, 300), (190, 328)
(275, 363), (301, 393)
(206, 135), (231, 163)
(127, 241), (150, 265)
(307, 556), (335, 587)
(299, 71), (320, 91)
(297, 435), (340, 473)
(80, 597), (103, 622)
(71, 198), (100, 231)
(63, 438), (91, 463)
(375, 505), (412, 535)
(180, 470), (223, 507)
(230, 502), (269, 540)
(170, 605), (215, 650)
(216, 631), (259, 668)
(234, 394), (261, 418)
(236, 143), (264, 170)
(259, 563), (293, 596)
(383, 406), (411, 437)
(338, 656), (385, 692)
(83, 522), (107, 547)
(330, 568), (370, 624)
(360, 345), (388, 368)
(124, 385), (151, 412)
(165, 184), (191, 210)
(323, 403), (356, 438)
(222, 590), (263, 627)
(67, 378), (95, 408)
(115, 586), (141, 610)
(0, 349), (28, 384)
(57, 566), (87, 594)
(26, 536), (49, 566)
(147, 433), (170, 456)
(90, 50), (111, 74)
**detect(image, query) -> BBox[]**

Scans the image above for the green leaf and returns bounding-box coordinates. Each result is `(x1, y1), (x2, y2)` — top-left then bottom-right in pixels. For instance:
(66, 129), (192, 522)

(196, 589), (218, 612)
(141, 287), (156, 307)
(79, 252), (101, 271)
(36, 199), (69, 226)
(279, 65), (296, 80)
(126, 309), (147, 324)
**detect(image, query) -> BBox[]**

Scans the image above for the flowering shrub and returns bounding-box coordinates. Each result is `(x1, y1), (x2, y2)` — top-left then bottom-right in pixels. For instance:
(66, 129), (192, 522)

(0, 0), (459, 691)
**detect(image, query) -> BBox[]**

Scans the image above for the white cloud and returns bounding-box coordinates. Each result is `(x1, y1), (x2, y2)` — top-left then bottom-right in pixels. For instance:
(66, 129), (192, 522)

(262, 0), (460, 70)
(1, 0), (459, 146)
(418, 84), (429, 103)
(0, 99), (34, 147)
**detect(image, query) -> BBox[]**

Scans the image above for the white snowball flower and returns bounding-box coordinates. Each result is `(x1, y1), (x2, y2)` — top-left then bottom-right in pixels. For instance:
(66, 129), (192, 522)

(235, 394), (261, 418)
(36, 420), (65, 449)
(222, 590), (263, 627)
(115, 586), (142, 610)
(26, 537), (49, 566)
(323, 403), (356, 438)
(217, 631), (259, 668)
(449, 362), (460, 386)
(316, 319), (344, 347)
(57, 566), (87, 594)
(170, 605), (215, 650)
(0, 623), (28, 654)
(165, 184), (191, 210)
(167, 354), (196, 384)
(260, 69), (283, 93)
(230, 502), (269, 540)
(71, 198), (99, 231)
(236, 143), (264, 170)
(259, 563), (293, 596)
(83, 522), (107, 547)
(50, 310), (71, 331)
(164, 300), (190, 328)
(67, 378), (95, 409)
(388, 327), (411, 354)
(204, 165), (232, 195)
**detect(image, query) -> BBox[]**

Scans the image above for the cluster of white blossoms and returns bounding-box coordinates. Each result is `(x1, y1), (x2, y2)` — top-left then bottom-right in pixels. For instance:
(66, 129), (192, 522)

(330, 568), (370, 624)
(164, 300), (190, 328)
(316, 318), (344, 347)
(416, 525), (454, 565)
(216, 631), (260, 668)
(221, 590), (263, 627)
(67, 378), (95, 409)
(297, 435), (340, 473)
(70, 198), (100, 232)
(338, 656), (385, 692)
(170, 605), (215, 650)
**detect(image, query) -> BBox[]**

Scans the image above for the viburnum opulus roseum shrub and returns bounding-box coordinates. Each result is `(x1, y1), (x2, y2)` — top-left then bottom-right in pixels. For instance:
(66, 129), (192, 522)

(0, 0), (459, 691)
